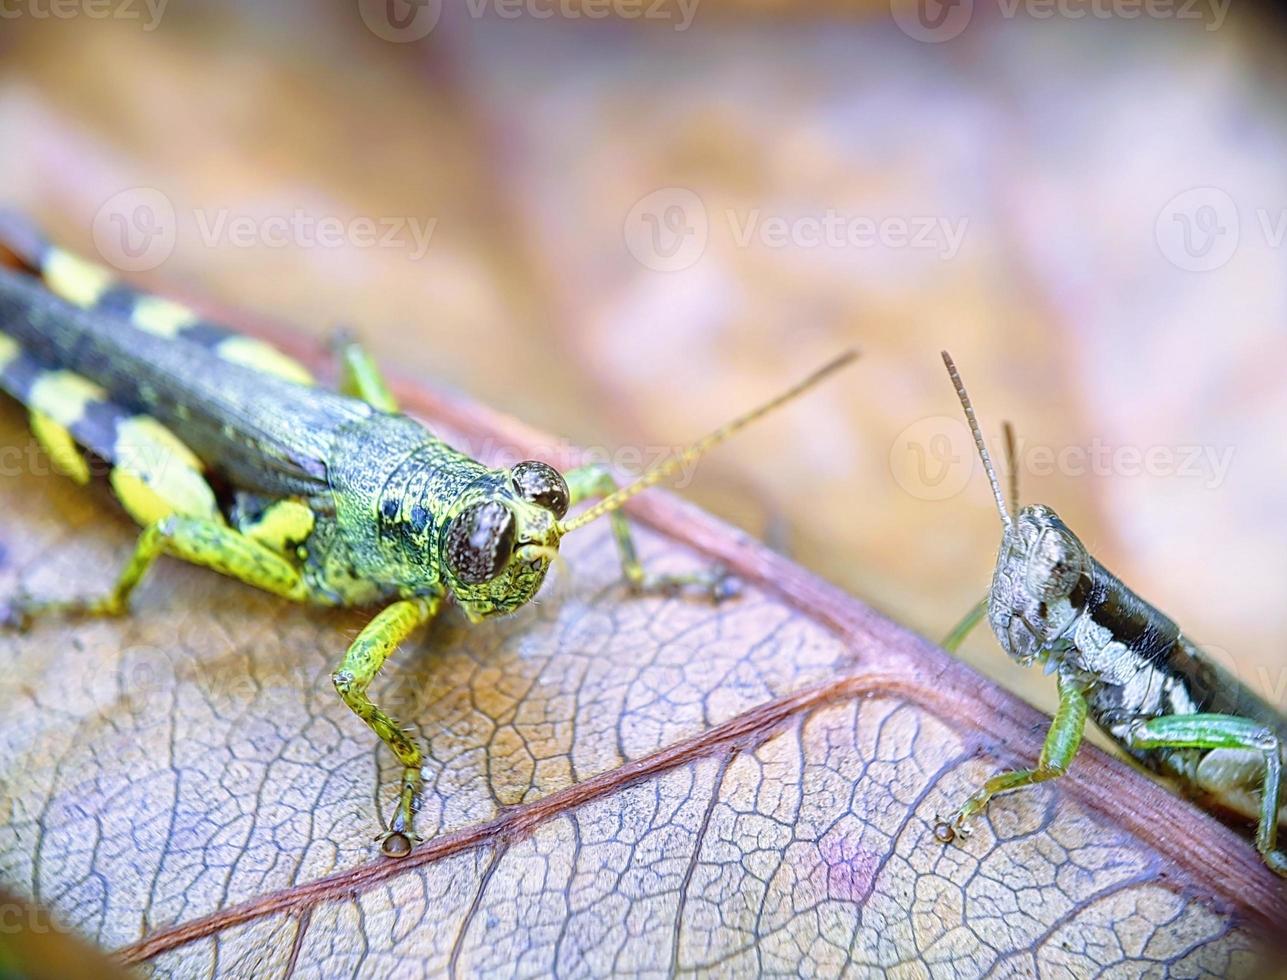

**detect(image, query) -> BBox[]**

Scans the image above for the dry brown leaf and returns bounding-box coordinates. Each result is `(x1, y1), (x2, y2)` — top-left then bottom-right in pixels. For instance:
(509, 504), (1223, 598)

(0, 348), (1283, 978)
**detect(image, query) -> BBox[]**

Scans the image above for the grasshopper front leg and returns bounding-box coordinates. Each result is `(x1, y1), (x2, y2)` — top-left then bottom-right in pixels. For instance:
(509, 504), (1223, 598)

(942, 594), (989, 653)
(331, 596), (440, 858)
(1125, 714), (1287, 876)
(563, 463), (739, 603)
(935, 671), (1088, 843)
(332, 330), (398, 413)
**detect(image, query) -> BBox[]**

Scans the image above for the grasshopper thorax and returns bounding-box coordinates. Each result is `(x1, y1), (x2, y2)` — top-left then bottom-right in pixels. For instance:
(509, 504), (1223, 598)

(989, 504), (1087, 667)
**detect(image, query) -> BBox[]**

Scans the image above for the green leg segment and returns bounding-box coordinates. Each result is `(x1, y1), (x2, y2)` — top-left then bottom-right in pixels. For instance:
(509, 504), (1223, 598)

(333, 330), (398, 413)
(5, 515), (309, 627)
(331, 596), (440, 858)
(936, 672), (1087, 842)
(943, 595), (989, 653)
(4, 504), (440, 861)
(1125, 713), (1286, 876)
(563, 463), (739, 603)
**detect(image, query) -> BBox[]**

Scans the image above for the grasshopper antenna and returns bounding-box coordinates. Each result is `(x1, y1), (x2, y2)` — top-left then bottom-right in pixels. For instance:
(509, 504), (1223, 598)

(941, 351), (1012, 530)
(1002, 420), (1020, 517)
(557, 350), (858, 535)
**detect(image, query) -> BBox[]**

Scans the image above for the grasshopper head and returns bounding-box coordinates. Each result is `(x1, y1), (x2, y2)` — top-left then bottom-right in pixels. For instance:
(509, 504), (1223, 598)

(440, 460), (567, 621)
(990, 504), (1086, 666)
(941, 352), (1087, 669)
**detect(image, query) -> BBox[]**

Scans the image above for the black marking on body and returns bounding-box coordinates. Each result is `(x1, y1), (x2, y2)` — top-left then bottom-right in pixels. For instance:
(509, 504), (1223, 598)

(400, 453), (436, 547)
(1082, 561), (1180, 667)
(90, 284), (239, 351)
(93, 285), (144, 319)
(0, 348), (43, 401)
(75, 399), (131, 462)
(0, 343), (139, 469)
(371, 442), (457, 570)
(179, 322), (238, 348)
(0, 266), (364, 499)
(1165, 636), (1285, 735)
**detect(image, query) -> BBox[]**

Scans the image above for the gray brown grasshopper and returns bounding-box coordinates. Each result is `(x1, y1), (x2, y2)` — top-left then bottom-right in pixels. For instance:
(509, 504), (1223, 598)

(935, 351), (1286, 878)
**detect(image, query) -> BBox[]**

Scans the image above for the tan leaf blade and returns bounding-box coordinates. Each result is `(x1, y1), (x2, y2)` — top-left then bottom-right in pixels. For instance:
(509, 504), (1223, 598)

(0, 345), (1282, 978)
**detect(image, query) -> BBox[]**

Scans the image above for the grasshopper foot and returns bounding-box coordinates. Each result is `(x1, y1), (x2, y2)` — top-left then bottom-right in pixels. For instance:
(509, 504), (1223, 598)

(3, 593), (126, 626)
(376, 828), (421, 859)
(1, 592), (32, 632)
(1265, 850), (1287, 878)
(377, 807), (423, 857)
(376, 766), (422, 859)
(932, 811), (973, 845)
(708, 567), (742, 603)
(630, 564), (741, 605)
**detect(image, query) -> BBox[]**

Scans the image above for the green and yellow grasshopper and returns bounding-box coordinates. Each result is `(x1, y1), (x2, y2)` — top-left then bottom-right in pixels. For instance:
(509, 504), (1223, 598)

(0, 215), (854, 856)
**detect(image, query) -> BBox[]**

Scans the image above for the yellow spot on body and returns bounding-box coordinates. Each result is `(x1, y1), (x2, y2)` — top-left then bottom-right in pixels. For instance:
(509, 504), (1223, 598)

(245, 499), (316, 553)
(43, 249), (114, 309)
(215, 336), (314, 385)
(29, 410), (90, 484)
(111, 465), (221, 527)
(131, 295), (198, 337)
(111, 415), (220, 525)
(116, 415), (204, 470)
(0, 333), (18, 372)
(28, 371), (107, 427)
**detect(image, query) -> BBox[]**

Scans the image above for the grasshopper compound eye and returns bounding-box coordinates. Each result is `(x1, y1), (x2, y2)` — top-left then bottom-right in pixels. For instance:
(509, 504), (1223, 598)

(511, 460), (569, 519)
(1025, 525), (1086, 601)
(443, 500), (517, 584)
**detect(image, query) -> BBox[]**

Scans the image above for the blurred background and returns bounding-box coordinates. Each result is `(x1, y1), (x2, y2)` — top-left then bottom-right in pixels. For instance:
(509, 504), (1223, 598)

(0, 0), (1284, 730)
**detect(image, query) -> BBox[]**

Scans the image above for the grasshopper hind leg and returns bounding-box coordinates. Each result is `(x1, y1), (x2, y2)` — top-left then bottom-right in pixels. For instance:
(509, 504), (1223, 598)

(0, 338), (236, 627)
(563, 462), (740, 603)
(1127, 714), (1287, 877)
(1192, 748), (1287, 829)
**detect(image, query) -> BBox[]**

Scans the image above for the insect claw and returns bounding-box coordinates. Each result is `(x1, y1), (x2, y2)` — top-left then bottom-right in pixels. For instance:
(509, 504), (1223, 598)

(328, 325), (358, 352)
(932, 811), (971, 845)
(375, 829), (417, 859)
(1, 593), (32, 633)
(709, 567), (742, 604)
